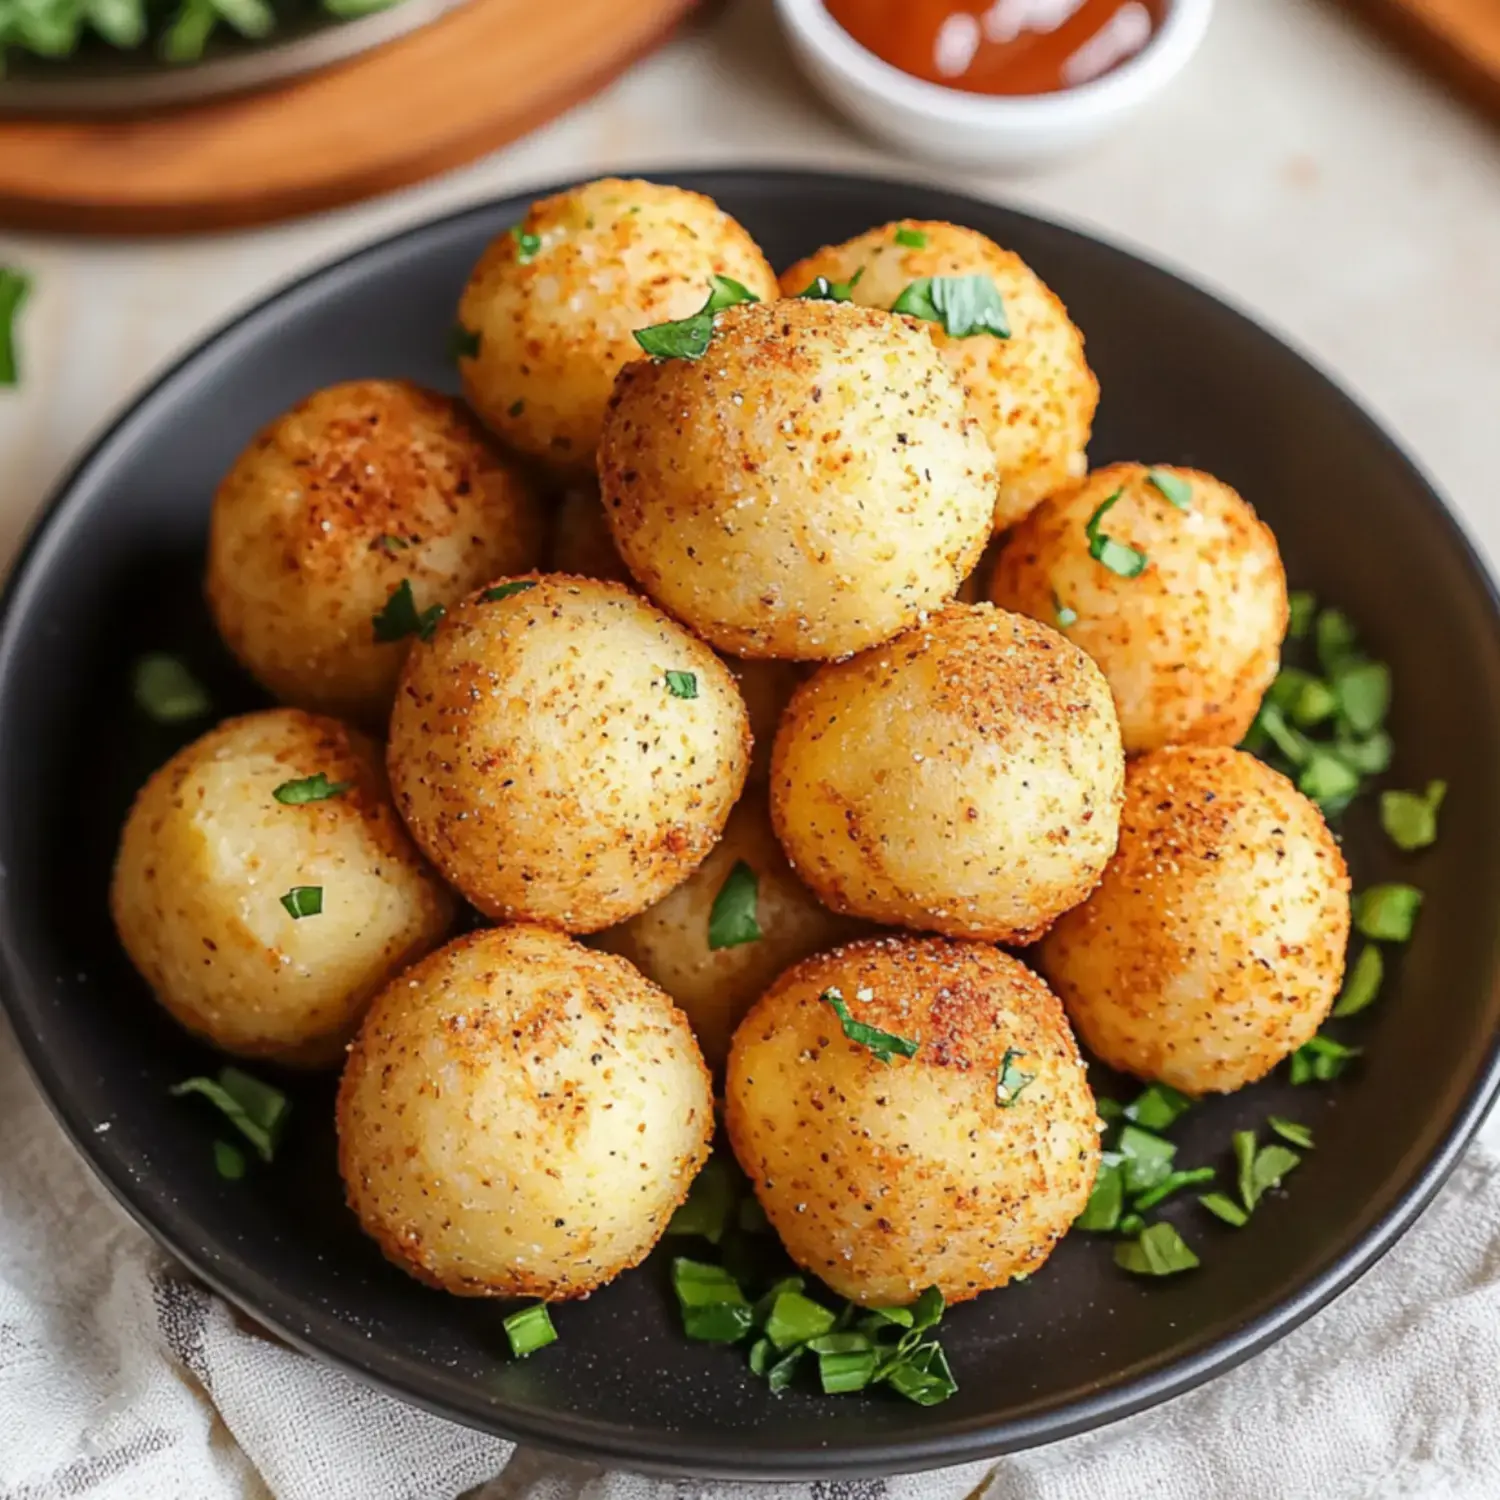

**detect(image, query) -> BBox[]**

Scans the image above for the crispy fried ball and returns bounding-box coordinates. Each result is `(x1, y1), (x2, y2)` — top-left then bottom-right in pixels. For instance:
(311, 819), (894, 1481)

(387, 575), (750, 932)
(780, 220), (1097, 532)
(770, 604), (1124, 943)
(205, 380), (544, 724)
(1038, 746), (1350, 1095)
(548, 482), (634, 585)
(725, 936), (1100, 1306)
(337, 924), (713, 1298)
(110, 709), (455, 1067)
(456, 178), (778, 474)
(989, 463), (1288, 753)
(598, 298), (996, 659)
(595, 789), (862, 1070)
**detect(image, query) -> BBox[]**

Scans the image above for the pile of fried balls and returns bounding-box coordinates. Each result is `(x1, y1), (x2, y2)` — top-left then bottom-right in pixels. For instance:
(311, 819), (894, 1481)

(110, 177), (1349, 1313)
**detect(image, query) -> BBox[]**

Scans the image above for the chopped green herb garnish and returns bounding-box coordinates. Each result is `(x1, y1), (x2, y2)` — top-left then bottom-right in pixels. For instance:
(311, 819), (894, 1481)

(214, 1140), (246, 1179)
(0, 268), (31, 388)
(1240, 1140), (1301, 1213)
(374, 533), (410, 554)
(1290, 1034), (1362, 1084)
(508, 399), (525, 417)
(1268, 1116), (1313, 1150)
(665, 669), (699, 699)
(884, 1341), (958, 1405)
(1333, 730), (1392, 776)
(1096, 1096), (1126, 1124)
(1114, 1223), (1199, 1276)
(273, 773), (351, 805)
(764, 1290), (837, 1352)
(1117, 1212), (1146, 1236)
(503, 1303), (557, 1358)
(480, 579), (537, 603)
(1124, 1083), (1193, 1133)
(1332, 943), (1384, 1018)
(133, 653), (211, 724)
(1253, 701), (1311, 767)
(1117, 1124), (1177, 1195)
(634, 275), (760, 360)
(819, 1348), (879, 1393)
(1316, 608), (1360, 675)
(1075, 1156), (1124, 1232)
(671, 1258), (754, 1343)
(667, 1157), (739, 1244)
(1132, 1165), (1216, 1212)
(747, 1336), (773, 1376)
(1084, 491), (1148, 578)
(1053, 593), (1078, 629)
(1146, 468), (1192, 511)
(1298, 748), (1360, 809)
(708, 860), (760, 950)
(1353, 884), (1423, 942)
(1380, 780), (1446, 852)
(1199, 1191), (1248, 1227)
(822, 988), (919, 1064)
(449, 323), (481, 360)
(794, 268), (865, 302)
(894, 226), (928, 248)
(996, 1047), (1034, 1107)
(1333, 660), (1391, 736)
(372, 579), (444, 642)
(891, 275), (1009, 338)
(511, 227), (542, 262)
(280, 886), (323, 919)
(170, 1066), (289, 1162)
(1267, 667), (1337, 728)
(766, 1346), (806, 1394)
(1287, 591), (1317, 639)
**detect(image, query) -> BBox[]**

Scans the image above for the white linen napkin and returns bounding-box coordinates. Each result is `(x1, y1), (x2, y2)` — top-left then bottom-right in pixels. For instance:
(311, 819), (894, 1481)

(5, 1027), (1500, 1500)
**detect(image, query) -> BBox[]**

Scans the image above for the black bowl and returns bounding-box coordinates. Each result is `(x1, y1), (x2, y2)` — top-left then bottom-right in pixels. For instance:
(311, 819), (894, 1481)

(3, 170), (1499, 1480)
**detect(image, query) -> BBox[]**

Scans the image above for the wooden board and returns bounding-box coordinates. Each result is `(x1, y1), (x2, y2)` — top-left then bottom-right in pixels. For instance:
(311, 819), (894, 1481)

(1346, 0), (1500, 119)
(0, 0), (697, 235)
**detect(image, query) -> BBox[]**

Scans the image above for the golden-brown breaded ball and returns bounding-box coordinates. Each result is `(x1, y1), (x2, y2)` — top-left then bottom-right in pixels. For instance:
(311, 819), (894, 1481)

(548, 482), (634, 585)
(725, 936), (1100, 1306)
(780, 220), (1097, 532)
(1038, 746), (1350, 1095)
(989, 463), (1288, 753)
(110, 709), (455, 1067)
(206, 380), (544, 725)
(338, 925), (713, 1299)
(598, 298), (996, 660)
(770, 604), (1124, 943)
(456, 178), (778, 474)
(387, 575), (750, 933)
(595, 789), (862, 1070)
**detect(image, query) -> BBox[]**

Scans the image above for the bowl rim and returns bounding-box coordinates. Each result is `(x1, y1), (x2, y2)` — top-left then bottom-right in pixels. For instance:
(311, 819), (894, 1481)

(774, 0), (1215, 125)
(3, 165), (1499, 1480)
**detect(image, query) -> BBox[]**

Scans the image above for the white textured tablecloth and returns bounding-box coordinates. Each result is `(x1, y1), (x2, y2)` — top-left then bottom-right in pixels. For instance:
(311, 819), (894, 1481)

(5, 1027), (1500, 1500)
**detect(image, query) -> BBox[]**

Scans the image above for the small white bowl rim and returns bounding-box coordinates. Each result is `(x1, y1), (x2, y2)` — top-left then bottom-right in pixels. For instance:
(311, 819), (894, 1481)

(774, 0), (1213, 125)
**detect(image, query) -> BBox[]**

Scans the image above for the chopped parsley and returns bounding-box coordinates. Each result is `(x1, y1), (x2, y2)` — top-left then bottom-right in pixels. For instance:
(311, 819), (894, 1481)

(1114, 1222), (1199, 1276)
(1084, 491), (1147, 578)
(1353, 884), (1423, 942)
(1123, 1083), (1193, 1132)
(894, 226), (928, 248)
(707, 860), (760, 950)
(0, 267), (30, 387)
(1053, 593), (1078, 628)
(1117, 1123), (1176, 1195)
(1198, 1192), (1248, 1227)
(822, 988), (919, 1064)
(273, 773), (351, 805)
(795, 268), (864, 302)
(1380, 780), (1446, 852)
(213, 1140), (247, 1180)
(511, 227), (542, 263)
(1235, 1130), (1301, 1213)
(1146, 468), (1192, 510)
(667, 1157), (740, 1244)
(664, 669), (698, 699)
(372, 579), (444, 642)
(133, 654), (210, 724)
(890, 275), (1009, 338)
(1290, 1033), (1361, 1084)
(481, 579), (537, 603)
(995, 1048), (1035, 1107)
(170, 1066), (289, 1162)
(280, 885), (323, 919)
(634, 275), (760, 360)
(1331, 943), (1383, 1018)
(503, 1303), (557, 1358)
(1287, 590), (1317, 639)
(373, 533), (410, 554)
(1074, 1156), (1124, 1232)
(449, 323), (481, 361)
(1268, 1117), (1314, 1150)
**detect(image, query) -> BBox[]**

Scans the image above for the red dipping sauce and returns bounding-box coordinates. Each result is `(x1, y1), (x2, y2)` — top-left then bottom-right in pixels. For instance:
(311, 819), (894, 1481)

(824, 0), (1164, 97)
